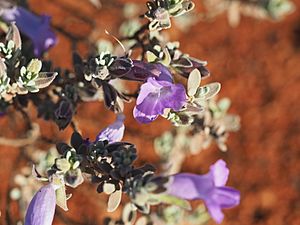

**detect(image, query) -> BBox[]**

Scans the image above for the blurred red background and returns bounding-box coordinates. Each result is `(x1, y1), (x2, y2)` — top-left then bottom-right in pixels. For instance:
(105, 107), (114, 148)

(1, 0), (300, 224)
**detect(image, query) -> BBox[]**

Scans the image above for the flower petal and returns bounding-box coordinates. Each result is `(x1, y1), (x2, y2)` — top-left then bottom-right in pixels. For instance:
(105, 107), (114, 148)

(206, 200), (224, 224)
(1, 6), (57, 57)
(168, 173), (212, 200)
(25, 184), (56, 225)
(210, 159), (229, 187)
(133, 106), (158, 124)
(135, 77), (186, 123)
(213, 187), (240, 208)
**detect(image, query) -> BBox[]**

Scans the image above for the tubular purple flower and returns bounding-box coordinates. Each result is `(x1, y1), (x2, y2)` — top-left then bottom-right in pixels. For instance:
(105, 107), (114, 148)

(134, 77), (186, 123)
(25, 184), (56, 225)
(96, 113), (125, 143)
(123, 60), (173, 82)
(1, 6), (57, 57)
(168, 160), (240, 224)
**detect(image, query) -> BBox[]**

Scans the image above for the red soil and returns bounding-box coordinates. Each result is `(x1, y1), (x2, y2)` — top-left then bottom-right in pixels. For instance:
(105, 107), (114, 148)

(1, 0), (300, 224)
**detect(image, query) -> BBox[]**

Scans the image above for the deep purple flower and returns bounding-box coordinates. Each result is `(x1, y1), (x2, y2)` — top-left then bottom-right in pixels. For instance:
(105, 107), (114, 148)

(96, 113), (125, 143)
(123, 60), (173, 82)
(25, 184), (56, 225)
(134, 77), (186, 123)
(1, 6), (57, 56)
(168, 160), (240, 224)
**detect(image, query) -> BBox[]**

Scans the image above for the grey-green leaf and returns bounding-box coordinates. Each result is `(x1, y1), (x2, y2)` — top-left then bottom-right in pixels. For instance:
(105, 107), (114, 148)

(0, 58), (7, 76)
(107, 190), (122, 212)
(35, 72), (58, 89)
(218, 97), (231, 112)
(6, 23), (22, 50)
(56, 184), (69, 211)
(195, 82), (221, 100)
(151, 194), (191, 210)
(187, 69), (201, 97)
(122, 203), (137, 224)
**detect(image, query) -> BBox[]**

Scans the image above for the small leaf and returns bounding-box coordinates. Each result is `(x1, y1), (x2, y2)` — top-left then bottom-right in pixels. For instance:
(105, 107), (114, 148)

(115, 96), (124, 112)
(152, 194), (191, 210)
(195, 82), (221, 100)
(146, 51), (158, 63)
(56, 143), (71, 155)
(6, 23), (22, 50)
(70, 131), (83, 149)
(172, 56), (193, 68)
(107, 190), (122, 212)
(170, 1), (195, 17)
(149, 8), (171, 31)
(0, 57), (7, 76)
(56, 184), (69, 211)
(185, 103), (204, 115)
(55, 158), (71, 173)
(187, 69), (201, 97)
(102, 81), (117, 110)
(27, 59), (42, 74)
(16, 86), (28, 95)
(161, 48), (171, 66)
(103, 183), (116, 195)
(122, 203), (137, 224)
(218, 98), (231, 112)
(35, 72), (58, 89)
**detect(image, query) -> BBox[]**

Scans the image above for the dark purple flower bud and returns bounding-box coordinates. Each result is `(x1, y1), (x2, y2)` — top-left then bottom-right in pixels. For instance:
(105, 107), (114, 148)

(168, 160), (240, 224)
(1, 6), (57, 57)
(134, 77), (186, 123)
(25, 184), (56, 225)
(55, 100), (74, 130)
(96, 113), (125, 143)
(172, 57), (210, 79)
(109, 57), (133, 77)
(123, 60), (173, 82)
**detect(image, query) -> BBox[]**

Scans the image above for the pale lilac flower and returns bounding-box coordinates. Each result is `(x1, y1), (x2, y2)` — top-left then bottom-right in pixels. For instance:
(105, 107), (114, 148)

(1, 6), (57, 57)
(96, 113), (125, 143)
(25, 184), (56, 225)
(134, 77), (186, 123)
(168, 160), (240, 224)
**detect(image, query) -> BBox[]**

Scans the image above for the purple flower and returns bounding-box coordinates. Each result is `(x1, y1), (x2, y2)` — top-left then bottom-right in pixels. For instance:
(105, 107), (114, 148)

(134, 77), (186, 123)
(168, 160), (240, 224)
(1, 6), (57, 57)
(25, 184), (56, 225)
(123, 60), (173, 82)
(96, 113), (125, 143)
